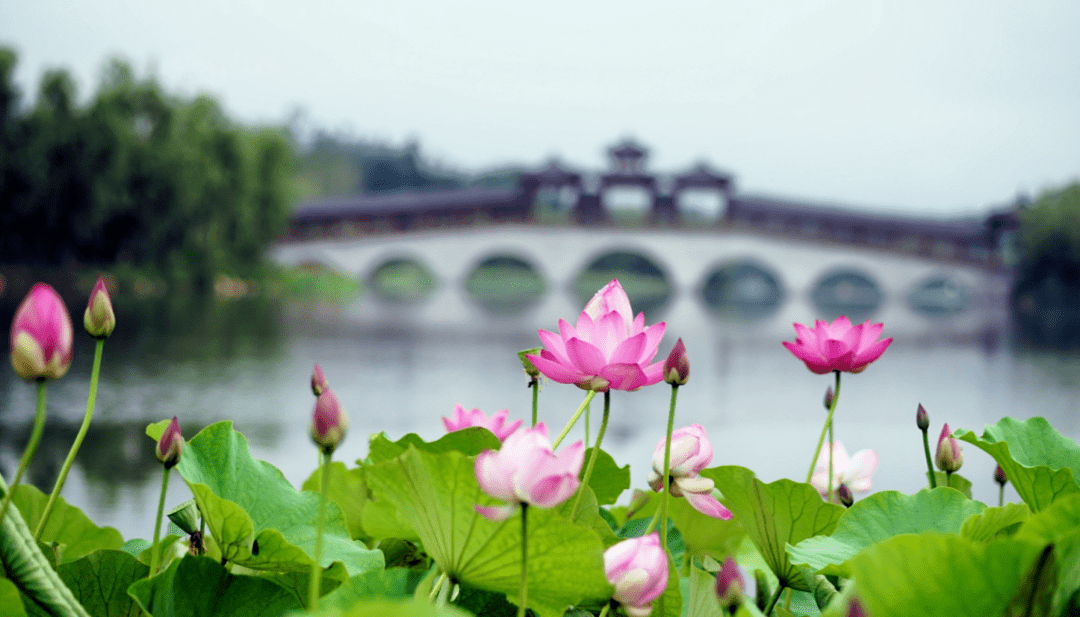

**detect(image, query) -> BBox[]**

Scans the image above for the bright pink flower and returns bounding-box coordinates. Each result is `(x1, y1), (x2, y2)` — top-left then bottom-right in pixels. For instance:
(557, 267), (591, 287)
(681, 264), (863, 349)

(663, 338), (689, 385)
(83, 276), (115, 339)
(604, 533), (668, 617)
(647, 425), (733, 520)
(526, 279), (666, 392)
(715, 557), (745, 613)
(474, 422), (584, 521)
(310, 388), (348, 454)
(310, 363), (328, 396)
(782, 315), (892, 374)
(156, 416), (184, 469)
(10, 283), (74, 381)
(443, 404), (522, 441)
(935, 423), (963, 473)
(810, 442), (878, 498)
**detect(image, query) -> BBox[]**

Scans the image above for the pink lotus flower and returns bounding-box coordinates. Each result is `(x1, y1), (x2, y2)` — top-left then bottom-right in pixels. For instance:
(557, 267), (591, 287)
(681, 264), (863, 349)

(715, 557), (745, 613)
(935, 423), (963, 473)
(526, 279), (666, 392)
(810, 441), (878, 499)
(663, 338), (689, 385)
(83, 276), (115, 339)
(782, 315), (892, 374)
(647, 425), (733, 520)
(156, 416), (184, 469)
(310, 388), (348, 454)
(310, 363), (328, 396)
(10, 283), (74, 381)
(604, 533), (669, 617)
(443, 404), (522, 441)
(474, 422), (584, 521)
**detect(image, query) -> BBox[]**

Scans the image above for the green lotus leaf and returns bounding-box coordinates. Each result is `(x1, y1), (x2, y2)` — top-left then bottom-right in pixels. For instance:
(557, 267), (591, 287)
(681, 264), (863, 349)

(787, 488), (984, 576)
(927, 471), (972, 498)
(264, 561), (349, 611)
(302, 462), (369, 541)
(708, 466), (843, 591)
(578, 448), (630, 506)
(0, 577), (27, 617)
(159, 421), (382, 576)
(363, 446), (611, 617)
(666, 493), (745, 562)
(956, 417), (1080, 511)
(316, 567), (419, 611)
(10, 484), (123, 562)
(129, 554), (301, 617)
(293, 597), (475, 617)
(960, 502), (1030, 542)
(684, 565), (723, 617)
(1013, 493), (1080, 612)
(55, 549), (147, 617)
(365, 429), (501, 465)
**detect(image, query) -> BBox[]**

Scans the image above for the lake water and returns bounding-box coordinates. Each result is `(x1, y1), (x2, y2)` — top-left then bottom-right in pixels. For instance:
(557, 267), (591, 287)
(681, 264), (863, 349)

(1, 283), (1079, 542)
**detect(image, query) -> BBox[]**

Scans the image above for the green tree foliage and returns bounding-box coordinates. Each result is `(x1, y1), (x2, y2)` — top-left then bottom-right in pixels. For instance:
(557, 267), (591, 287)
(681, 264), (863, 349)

(0, 50), (294, 289)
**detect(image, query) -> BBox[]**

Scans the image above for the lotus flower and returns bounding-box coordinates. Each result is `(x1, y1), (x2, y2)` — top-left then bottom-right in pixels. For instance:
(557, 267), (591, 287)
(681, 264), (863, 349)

(83, 276), (115, 339)
(647, 425), (733, 520)
(156, 416), (184, 469)
(474, 422), (584, 521)
(526, 279), (666, 392)
(604, 533), (669, 617)
(810, 441), (878, 498)
(935, 423), (963, 473)
(443, 404), (522, 441)
(715, 557), (745, 614)
(10, 283), (74, 381)
(310, 388), (348, 454)
(310, 363), (328, 396)
(663, 338), (689, 385)
(783, 315), (892, 374)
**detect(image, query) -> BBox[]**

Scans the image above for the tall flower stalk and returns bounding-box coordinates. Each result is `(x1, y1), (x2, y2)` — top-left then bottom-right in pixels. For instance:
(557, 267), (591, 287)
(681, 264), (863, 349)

(806, 370), (842, 495)
(518, 348), (541, 426)
(571, 390), (610, 518)
(308, 385), (348, 612)
(36, 277), (115, 539)
(150, 417), (183, 576)
(917, 404), (937, 488)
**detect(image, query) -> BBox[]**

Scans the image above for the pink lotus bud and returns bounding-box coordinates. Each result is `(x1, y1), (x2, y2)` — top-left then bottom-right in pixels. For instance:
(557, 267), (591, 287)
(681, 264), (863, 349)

(935, 423), (963, 473)
(994, 464), (1007, 486)
(156, 416), (184, 469)
(823, 386), (834, 410)
(783, 316), (892, 375)
(715, 557), (744, 614)
(443, 405), (522, 441)
(310, 388), (348, 454)
(310, 364), (328, 396)
(663, 338), (689, 385)
(604, 533), (668, 617)
(847, 598), (870, 617)
(10, 283), (74, 381)
(474, 423), (583, 521)
(837, 483), (854, 507)
(916, 403), (929, 431)
(83, 276), (115, 339)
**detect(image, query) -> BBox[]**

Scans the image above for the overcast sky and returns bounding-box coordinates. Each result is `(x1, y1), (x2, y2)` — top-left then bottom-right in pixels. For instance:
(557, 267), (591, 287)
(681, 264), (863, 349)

(3, 0), (1078, 216)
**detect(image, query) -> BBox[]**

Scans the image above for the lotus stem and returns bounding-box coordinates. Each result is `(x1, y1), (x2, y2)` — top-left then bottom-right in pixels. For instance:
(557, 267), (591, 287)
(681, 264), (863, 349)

(921, 427), (937, 489)
(645, 384), (679, 539)
(36, 338), (105, 539)
(551, 390), (596, 449)
(827, 413), (835, 503)
(571, 391), (610, 519)
(530, 377), (539, 426)
(518, 503), (529, 617)
(764, 583), (785, 616)
(309, 450), (331, 612)
(0, 381), (47, 526)
(806, 371), (841, 485)
(428, 571), (448, 602)
(149, 467), (170, 576)
(999, 484), (1004, 507)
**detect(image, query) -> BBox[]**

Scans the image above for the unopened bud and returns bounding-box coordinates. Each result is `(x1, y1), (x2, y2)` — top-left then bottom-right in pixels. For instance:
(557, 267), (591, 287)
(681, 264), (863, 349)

(916, 404), (929, 431)
(663, 339), (690, 385)
(310, 363), (328, 396)
(823, 386), (835, 410)
(83, 276), (116, 339)
(310, 388), (348, 454)
(837, 483), (854, 508)
(847, 598), (870, 617)
(518, 348), (542, 380)
(994, 464), (1007, 486)
(10, 283), (74, 381)
(715, 557), (745, 614)
(156, 416), (184, 469)
(935, 423), (964, 473)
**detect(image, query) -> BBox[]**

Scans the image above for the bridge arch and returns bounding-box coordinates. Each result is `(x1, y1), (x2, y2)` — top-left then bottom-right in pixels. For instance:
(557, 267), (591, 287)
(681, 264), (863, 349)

(699, 258), (786, 320)
(810, 267), (885, 321)
(463, 252), (547, 315)
(367, 254), (437, 302)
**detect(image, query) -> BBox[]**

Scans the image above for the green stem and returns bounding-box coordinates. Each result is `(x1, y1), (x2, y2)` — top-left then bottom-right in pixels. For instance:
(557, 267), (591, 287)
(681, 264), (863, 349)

(149, 467), (170, 576)
(36, 339), (105, 540)
(999, 484), (1004, 507)
(764, 583), (785, 616)
(946, 470), (953, 489)
(584, 397), (591, 454)
(806, 371), (841, 484)
(0, 381), (48, 527)
(552, 390), (596, 449)
(598, 603), (611, 617)
(827, 413), (834, 503)
(530, 378), (539, 426)
(518, 504), (529, 617)
(571, 391), (610, 519)
(309, 451), (331, 612)
(428, 571), (447, 602)
(922, 428), (938, 489)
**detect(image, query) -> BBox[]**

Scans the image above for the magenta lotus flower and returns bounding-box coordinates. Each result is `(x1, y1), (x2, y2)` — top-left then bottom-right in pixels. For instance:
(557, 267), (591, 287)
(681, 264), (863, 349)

(83, 276), (116, 339)
(310, 363), (328, 396)
(474, 422), (584, 521)
(810, 441), (878, 498)
(782, 315), (892, 374)
(10, 283), (74, 381)
(663, 338), (689, 385)
(604, 533), (669, 617)
(647, 424), (733, 520)
(310, 387), (348, 454)
(935, 423), (963, 473)
(156, 416), (184, 469)
(526, 279), (666, 392)
(443, 404), (522, 441)
(715, 557), (745, 613)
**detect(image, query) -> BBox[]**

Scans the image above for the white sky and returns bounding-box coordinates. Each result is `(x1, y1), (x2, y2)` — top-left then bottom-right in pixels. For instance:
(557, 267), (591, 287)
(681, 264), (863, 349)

(3, 0), (1079, 216)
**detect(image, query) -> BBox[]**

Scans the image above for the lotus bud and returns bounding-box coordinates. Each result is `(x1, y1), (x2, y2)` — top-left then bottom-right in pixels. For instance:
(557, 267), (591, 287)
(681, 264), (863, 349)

(823, 386), (834, 410)
(994, 464), (1007, 486)
(604, 533), (668, 617)
(715, 557), (745, 615)
(847, 598), (870, 617)
(83, 276), (115, 339)
(310, 363), (328, 396)
(156, 416), (184, 469)
(837, 483), (854, 508)
(10, 283), (74, 381)
(310, 388), (348, 454)
(517, 348), (542, 380)
(663, 338), (689, 385)
(916, 403), (929, 431)
(167, 499), (200, 535)
(934, 423), (963, 473)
